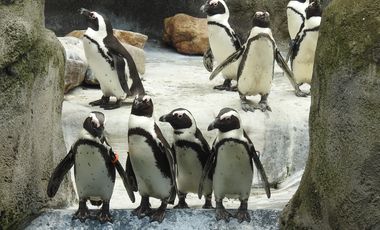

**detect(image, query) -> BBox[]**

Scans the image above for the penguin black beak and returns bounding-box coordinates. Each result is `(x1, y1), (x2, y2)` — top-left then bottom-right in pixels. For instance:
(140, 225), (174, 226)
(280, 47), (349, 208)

(207, 119), (218, 131)
(159, 114), (170, 123)
(79, 8), (91, 17)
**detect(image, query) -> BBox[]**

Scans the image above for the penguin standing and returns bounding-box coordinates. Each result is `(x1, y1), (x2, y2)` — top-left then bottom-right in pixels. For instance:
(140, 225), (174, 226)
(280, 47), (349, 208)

(47, 112), (135, 223)
(126, 95), (177, 223)
(210, 12), (306, 112)
(290, 1), (322, 87)
(159, 108), (213, 209)
(200, 0), (241, 91)
(79, 8), (145, 109)
(199, 108), (270, 222)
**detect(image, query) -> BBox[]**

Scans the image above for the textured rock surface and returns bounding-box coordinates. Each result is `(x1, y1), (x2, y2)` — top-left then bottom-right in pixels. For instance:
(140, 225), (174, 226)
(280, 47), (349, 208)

(27, 209), (280, 230)
(58, 37), (87, 93)
(163, 14), (208, 55)
(280, 0), (380, 229)
(67, 29), (148, 49)
(0, 1), (75, 228)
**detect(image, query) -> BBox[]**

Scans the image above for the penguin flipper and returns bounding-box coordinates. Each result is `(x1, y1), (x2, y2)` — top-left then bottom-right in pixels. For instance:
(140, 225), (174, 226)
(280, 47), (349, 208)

(47, 149), (75, 198)
(243, 131), (271, 198)
(195, 128), (212, 167)
(125, 154), (138, 192)
(104, 36), (145, 95)
(209, 47), (245, 81)
(154, 123), (179, 200)
(198, 139), (216, 199)
(110, 149), (135, 203)
(111, 53), (132, 96)
(203, 47), (214, 72)
(275, 48), (307, 97)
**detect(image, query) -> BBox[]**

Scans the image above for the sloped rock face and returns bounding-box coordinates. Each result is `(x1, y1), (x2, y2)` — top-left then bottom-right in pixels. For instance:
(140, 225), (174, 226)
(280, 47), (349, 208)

(0, 1), (75, 228)
(280, 0), (380, 229)
(163, 14), (208, 55)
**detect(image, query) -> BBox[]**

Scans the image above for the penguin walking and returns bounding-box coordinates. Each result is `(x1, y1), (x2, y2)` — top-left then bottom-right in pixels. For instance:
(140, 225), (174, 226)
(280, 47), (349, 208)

(200, 0), (241, 91)
(210, 12), (307, 112)
(79, 8), (145, 110)
(126, 95), (177, 223)
(159, 108), (213, 209)
(199, 108), (271, 223)
(47, 112), (135, 223)
(290, 1), (322, 89)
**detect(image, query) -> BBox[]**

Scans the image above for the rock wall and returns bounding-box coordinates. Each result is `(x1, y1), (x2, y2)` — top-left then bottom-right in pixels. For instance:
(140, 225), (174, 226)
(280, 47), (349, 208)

(45, 0), (333, 44)
(280, 0), (380, 229)
(0, 1), (75, 228)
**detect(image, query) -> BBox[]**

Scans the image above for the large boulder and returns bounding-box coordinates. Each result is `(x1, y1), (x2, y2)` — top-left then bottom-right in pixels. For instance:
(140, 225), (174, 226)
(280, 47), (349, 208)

(0, 1), (75, 228)
(67, 29), (148, 49)
(163, 13), (208, 55)
(280, 0), (380, 229)
(58, 37), (87, 93)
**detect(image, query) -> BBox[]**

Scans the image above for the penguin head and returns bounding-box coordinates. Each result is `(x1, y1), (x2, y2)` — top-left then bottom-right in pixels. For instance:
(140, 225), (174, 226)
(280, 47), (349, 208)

(83, 111), (106, 138)
(305, 0), (322, 19)
(201, 0), (229, 18)
(252, 11), (271, 28)
(208, 108), (241, 133)
(131, 95), (153, 117)
(79, 8), (113, 36)
(159, 108), (195, 130)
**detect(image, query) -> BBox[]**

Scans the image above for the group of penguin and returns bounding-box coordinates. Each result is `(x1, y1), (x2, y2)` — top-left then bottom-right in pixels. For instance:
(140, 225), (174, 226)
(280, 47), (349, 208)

(46, 0), (322, 225)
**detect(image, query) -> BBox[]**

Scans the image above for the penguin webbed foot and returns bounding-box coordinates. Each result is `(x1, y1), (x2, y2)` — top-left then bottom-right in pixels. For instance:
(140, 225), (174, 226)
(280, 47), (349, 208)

(72, 201), (90, 222)
(295, 89), (309, 97)
(150, 202), (167, 223)
(213, 79), (235, 91)
(132, 197), (152, 219)
(100, 100), (122, 110)
(97, 209), (113, 223)
(258, 101), (272, 112)
(240, 100), (260, 112)
(215, 201), (232, 222)
(235, 209), (251, 223)
(89, 96), (110, 106)
(202, 198), (214, 209)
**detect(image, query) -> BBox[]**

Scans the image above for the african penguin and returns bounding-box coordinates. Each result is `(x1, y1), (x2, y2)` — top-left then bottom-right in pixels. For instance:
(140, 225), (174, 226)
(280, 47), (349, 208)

(199, 108), (270, 223)
(127, 95), (177, 223)
(47, 111), (135, 223)
(290, 0), (322, 87)
(79, 8), (145, 110)
(287, 0), (310, 42)
(201, 0), (241, 91)
(159, 108), (213, 209)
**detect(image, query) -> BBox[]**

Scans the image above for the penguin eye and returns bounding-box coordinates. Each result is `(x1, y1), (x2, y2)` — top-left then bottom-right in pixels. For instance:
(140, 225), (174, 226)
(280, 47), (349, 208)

(89, 13), (96, 19)
(178, 114), (183, 118)
(212, 2), (218, 6)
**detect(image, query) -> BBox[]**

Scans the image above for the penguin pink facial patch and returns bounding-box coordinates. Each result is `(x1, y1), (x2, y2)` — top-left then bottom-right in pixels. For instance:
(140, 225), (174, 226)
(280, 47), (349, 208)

(209, 0), (219, 5)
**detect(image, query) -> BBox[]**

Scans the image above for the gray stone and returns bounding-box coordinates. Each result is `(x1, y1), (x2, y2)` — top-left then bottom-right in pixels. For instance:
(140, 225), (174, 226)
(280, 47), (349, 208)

(0, 1), (75, 228)
(27, 209), (281, 229)
(280, 0), (380, 229)
(58, 37), (88, 93)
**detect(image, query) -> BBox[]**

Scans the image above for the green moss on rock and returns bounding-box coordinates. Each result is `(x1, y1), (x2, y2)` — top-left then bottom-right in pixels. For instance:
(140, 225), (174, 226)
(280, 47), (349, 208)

(280, 0), (380, 229)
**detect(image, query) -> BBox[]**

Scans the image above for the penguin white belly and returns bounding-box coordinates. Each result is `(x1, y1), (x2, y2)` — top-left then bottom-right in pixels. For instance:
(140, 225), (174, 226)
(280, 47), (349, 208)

(83, 37), (126, 99)
(74, 145), (114, 201)
(175, 147), (203, 194)
(287, 2), (308, 39)
(213, 141), (253, 200)
(293, 31), (319, 84)
(208, 26), (239, 80)
(129, 135), (172, 200)
(238, 39), (273, 96)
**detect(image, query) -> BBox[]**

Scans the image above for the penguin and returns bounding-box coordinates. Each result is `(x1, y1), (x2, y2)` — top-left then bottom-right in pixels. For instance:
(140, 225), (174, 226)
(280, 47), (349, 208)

(199, 108), (271, 223)
(159, 108), (213, 209)
(126, 95), (177, 223)
(200, 0), (242, 91)
(47, 111), (135, 223)
(290, 0), (322, 88)
(209, 11), (307, 112)
(79, 8), (145, 110)
(287, 0), (310, 43)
